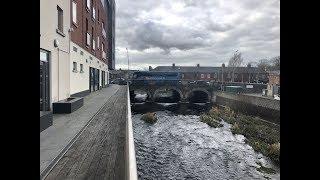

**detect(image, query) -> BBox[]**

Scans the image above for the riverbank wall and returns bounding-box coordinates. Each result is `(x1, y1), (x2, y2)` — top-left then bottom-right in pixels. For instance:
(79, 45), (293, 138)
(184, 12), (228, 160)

(212, 92), (280, 124)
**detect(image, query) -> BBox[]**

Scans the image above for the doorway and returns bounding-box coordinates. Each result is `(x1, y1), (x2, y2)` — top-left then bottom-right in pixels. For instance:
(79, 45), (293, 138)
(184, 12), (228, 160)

(89, 67), (95, 92)
(95, 69), (100, 90)
(40, 49), (50, 111)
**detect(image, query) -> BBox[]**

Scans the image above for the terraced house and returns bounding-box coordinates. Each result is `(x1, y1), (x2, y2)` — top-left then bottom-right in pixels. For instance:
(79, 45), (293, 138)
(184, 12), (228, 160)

(40, 0), (115, 131)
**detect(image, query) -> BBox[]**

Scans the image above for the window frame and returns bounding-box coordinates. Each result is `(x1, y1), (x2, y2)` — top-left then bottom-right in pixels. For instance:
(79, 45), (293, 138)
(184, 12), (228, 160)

(97, 36), (100, 49)
(57, 6), (64, 33)
(92, 7), (96, 20)
(86, 32), (91, 46)
(80, 64), (84, 73)
(72, 1), (77, 25)
(86, 0), (91, 11)
(72, 62), (78, 72)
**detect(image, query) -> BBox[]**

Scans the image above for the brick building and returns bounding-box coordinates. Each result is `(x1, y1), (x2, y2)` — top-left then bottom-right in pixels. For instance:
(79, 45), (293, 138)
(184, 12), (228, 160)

(267, 70), (280, 97)
(69, 0), (115, 97)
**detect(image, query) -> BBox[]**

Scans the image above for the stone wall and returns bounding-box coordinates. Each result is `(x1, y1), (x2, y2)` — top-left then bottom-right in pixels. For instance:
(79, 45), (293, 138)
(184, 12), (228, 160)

(213, 92), (280, 124)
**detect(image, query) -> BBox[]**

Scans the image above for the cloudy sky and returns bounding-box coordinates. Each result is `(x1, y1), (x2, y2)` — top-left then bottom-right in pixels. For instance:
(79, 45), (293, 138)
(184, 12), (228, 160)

(114, 0), (280, 70)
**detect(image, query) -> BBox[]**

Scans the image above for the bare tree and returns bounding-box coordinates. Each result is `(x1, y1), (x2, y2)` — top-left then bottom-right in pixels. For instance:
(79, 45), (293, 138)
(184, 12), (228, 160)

(271, 56), (280, 70)
(257, 56), (280, 71)
(228, 51), (243, 82)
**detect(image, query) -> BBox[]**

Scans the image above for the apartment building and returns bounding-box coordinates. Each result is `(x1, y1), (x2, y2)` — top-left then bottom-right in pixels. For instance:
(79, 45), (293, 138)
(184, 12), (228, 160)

(69, 0), (112, 97)
(40, 0), (71, 111)
(40, 0), (114, 113)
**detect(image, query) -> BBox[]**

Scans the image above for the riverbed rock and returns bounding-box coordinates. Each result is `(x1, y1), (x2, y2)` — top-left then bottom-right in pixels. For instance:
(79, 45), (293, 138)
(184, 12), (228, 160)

(141, 112), (157, 124)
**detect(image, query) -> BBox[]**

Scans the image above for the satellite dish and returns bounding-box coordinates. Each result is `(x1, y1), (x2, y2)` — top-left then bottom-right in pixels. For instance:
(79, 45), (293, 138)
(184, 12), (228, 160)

(54, 39), (59, 47)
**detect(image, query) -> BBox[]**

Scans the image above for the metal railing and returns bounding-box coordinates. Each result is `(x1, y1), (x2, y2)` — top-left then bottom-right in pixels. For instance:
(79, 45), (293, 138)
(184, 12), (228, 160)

(125, 85), (138, 180)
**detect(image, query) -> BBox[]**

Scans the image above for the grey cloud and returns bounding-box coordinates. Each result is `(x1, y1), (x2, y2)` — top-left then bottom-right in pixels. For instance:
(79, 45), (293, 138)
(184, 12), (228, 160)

(115, 0), (280, 69)
(128, 21), (210, 53)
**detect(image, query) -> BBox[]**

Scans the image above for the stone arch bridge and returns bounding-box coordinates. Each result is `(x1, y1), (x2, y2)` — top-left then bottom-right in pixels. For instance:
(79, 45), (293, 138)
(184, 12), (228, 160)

(129, 80), (216, 103)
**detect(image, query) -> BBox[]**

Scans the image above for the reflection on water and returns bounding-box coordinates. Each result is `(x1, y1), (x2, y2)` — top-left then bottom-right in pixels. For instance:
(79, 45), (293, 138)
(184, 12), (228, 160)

(132, 103), (280, 180)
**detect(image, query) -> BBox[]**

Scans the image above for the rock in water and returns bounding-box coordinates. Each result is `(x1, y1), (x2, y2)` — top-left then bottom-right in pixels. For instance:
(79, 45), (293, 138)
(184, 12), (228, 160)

(141, 112), (157, 124)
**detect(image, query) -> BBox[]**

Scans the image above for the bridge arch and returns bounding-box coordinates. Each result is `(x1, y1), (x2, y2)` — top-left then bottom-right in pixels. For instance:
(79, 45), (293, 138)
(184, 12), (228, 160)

(186, 88), (212, 103)
(130, 89), (152, 102)
(153, 86), (183, 103)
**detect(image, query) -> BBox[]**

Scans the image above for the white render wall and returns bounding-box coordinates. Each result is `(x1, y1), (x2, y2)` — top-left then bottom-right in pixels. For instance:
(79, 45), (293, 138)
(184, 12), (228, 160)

(70, 42), (109, 95)
(40, 0), (71, 104)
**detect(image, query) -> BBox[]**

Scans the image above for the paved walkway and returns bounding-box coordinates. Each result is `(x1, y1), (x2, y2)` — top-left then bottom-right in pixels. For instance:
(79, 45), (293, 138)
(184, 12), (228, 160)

(40, 85), (121, 175)
(45, 86), (127, 180)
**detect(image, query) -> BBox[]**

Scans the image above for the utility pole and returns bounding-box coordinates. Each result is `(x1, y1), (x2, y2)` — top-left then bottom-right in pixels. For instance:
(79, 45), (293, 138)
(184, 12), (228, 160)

(126, 48), (130, 83)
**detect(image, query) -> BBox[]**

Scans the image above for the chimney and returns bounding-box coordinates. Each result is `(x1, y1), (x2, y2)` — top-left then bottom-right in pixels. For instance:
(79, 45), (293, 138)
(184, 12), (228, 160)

(197, 64), (200, 67)
(149, 66), (152, 71)
(172, 63), (175, 68)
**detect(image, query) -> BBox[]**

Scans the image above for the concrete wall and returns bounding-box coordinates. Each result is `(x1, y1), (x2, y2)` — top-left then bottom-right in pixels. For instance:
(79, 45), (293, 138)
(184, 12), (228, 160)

(40, 0), (71, 104)
(213, 92), (280, 124)
(70, 42), (109, 95)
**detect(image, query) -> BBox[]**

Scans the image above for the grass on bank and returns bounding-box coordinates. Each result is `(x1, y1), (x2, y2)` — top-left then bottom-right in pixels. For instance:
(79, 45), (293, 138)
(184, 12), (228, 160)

(199, 106), (280, 166)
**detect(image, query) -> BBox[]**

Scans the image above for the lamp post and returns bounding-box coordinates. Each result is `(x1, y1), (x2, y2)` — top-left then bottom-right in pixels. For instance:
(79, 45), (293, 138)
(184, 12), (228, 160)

(126, 48), (130, 83)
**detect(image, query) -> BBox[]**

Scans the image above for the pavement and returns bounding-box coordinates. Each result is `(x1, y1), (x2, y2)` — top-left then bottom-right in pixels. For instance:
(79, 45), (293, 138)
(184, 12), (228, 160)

(40, 85), (121, 174)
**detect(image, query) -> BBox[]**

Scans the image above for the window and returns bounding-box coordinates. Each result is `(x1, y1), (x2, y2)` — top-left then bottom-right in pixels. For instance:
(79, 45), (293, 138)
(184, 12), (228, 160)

(86, 18), (89, 32)
(57, 6), (63, 32)
(86, 0), (91, 10)
(201, 74), (204, 78)
(86, 33), (91, 46)
(92, 7), (96, 19)
(102, 22), (106, 38)
(93, 39), (96, 50)
(72, 1), (77, 24)
(98, 10), (100, 20)
(73, 62), (77, 72)
(80, 51), (84, 55)
(80, 64), (84, 73)
(97, 36), (100, 49)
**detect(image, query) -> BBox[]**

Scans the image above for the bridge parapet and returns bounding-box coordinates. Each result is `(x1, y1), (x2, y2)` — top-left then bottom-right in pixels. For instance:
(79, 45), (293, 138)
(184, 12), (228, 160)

(129, 80), (215, 103)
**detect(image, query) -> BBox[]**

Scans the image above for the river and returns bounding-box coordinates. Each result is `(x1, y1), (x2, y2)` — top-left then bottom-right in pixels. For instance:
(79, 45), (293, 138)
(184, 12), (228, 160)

(132, 103), (280, 180)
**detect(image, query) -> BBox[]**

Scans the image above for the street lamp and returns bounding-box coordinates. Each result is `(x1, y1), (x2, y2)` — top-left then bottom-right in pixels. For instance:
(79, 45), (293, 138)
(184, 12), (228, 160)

(126, 48), (130, 83)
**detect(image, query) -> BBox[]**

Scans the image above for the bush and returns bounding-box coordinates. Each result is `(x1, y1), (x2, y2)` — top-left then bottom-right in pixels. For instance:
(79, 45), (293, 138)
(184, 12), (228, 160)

(141, 112), (157, 124)
(268, 142), (280, 164)
(231, 122), (242, 134)
(256, 162), (276, 174)
(203, 105), (280, 165)
(200, 114), (223, 128)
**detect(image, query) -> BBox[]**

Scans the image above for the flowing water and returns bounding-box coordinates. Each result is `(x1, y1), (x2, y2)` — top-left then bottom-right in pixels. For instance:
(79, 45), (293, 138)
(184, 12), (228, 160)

(132, 103), (280, 180)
